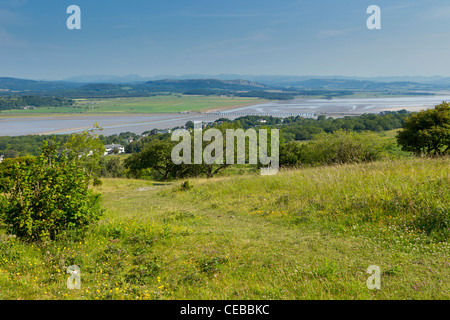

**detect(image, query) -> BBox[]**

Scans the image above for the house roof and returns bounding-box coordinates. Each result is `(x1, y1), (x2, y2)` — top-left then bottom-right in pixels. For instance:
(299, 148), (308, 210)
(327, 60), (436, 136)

(104, 144), (124, 149)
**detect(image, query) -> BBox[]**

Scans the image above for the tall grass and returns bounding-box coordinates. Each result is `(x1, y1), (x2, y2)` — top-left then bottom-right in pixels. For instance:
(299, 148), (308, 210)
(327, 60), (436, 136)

(0, 157), (449, 300)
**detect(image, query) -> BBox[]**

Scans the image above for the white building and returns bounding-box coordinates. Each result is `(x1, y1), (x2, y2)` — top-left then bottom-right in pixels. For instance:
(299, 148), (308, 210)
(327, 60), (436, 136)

(104, 144), (125, 155)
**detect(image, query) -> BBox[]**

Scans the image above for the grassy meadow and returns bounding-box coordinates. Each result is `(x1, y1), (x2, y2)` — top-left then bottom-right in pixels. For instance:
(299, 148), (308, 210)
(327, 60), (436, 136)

(0, 95), (264, 115)
(0, 156), (448, 300)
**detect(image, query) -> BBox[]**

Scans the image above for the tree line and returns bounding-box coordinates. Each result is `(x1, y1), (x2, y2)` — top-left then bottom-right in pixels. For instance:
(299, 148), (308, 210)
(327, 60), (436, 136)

(1, 105), (448, 182)
(120, 104), (450, 181)
(0, 96), (74, 110)
(0, 110), (413, 158)
(0, 104), (448, 243)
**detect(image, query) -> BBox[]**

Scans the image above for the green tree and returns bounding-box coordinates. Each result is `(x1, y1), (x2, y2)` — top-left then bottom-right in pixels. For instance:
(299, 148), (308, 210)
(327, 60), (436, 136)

(185, 121), (195, 129)
(397, 102), (450, 156)
(0, 140), (103, 241)
(99, 157), (125, 178)
(124, 139), (178, 181)
(62, 123), (106, 177)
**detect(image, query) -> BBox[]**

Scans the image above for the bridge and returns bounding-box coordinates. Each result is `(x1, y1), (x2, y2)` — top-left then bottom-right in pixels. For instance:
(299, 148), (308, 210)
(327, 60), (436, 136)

(198, 112), (317, 118)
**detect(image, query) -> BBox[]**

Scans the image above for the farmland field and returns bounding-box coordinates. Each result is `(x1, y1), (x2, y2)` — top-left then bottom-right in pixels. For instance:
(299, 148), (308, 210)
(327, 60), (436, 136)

(0, 95), (264, 115)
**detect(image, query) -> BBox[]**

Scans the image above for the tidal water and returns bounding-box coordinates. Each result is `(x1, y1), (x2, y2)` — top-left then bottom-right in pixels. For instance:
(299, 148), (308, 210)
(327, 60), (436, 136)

(1, 95), (449, 137)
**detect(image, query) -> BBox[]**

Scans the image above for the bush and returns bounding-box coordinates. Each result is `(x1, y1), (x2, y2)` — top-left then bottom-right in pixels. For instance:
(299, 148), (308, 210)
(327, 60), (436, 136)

(397, 102), (450, 156)
(0, 140), (104, 241)
(279, 130), (392, 167)
(93, 177), (103, 186)
(305, 130), (390, 165)
(99, 157), (125, 178)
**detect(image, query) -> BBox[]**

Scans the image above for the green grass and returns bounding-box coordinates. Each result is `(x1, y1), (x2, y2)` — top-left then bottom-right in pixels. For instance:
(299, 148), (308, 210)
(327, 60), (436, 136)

(0, 157), (449, 300)
(0, 95), (264, 115)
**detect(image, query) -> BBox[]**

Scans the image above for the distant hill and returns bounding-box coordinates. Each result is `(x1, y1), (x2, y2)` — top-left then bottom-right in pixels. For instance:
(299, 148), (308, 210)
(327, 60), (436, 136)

(1, 75), (449, 99)
(138, 79), (267, 92)
(0, 77), (81, 94)
(0, 77), (268, 97)
(59, 79), (269, 98)
(285, 78), (440, 91)
(63, 74), (150, 84)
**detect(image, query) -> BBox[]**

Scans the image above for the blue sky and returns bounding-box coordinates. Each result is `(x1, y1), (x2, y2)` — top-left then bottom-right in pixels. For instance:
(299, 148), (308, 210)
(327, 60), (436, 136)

(1, 0), (450, 80)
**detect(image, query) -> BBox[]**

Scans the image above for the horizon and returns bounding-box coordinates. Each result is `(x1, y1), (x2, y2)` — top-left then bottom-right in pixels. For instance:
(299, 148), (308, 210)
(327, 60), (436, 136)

(2, 1), (450, 79)
(5, 73), (450, 83)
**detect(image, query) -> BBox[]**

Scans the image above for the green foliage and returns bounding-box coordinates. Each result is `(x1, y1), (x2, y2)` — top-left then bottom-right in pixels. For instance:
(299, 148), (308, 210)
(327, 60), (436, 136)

(397, 102), (450, 156)
(0, 140), (104, 241)
(124, 139), (179, 181)
(280, 130), (391, 167)
(0, 135), (68, 158)
(93, 177), (103, 186)
(0, 96), (73, 111)
(99, 157), (125, 178)
(174, 180), (192, 192)
(305, 130), (391, 165)
(0, 158), (448, 300)
(62, 123), (106, 177)
(0, 156), (36, 193)
(234, 111), (410, 140)
(279, 141), (305, 167)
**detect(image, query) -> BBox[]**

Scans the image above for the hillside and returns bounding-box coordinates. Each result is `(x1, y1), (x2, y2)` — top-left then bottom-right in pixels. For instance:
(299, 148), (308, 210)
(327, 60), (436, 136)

(68, 79), (269, 98)
(1, 76), (449, 99)
(288, 79), (439, 92)
(0, 157), (448, 299)
(141, 79), (267, 91)
(0, 77), (268, 97)
(0, 77), (80, 94)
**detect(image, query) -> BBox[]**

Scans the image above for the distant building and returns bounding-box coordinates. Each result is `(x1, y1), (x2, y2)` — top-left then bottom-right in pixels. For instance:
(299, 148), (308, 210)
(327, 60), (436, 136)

(104, 144), (125, 155)
(156, 129), (172, 134)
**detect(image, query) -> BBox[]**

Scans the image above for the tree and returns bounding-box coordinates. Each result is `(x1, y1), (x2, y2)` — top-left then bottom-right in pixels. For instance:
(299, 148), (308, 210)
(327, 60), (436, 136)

(99, 157), (125, 178)
(0, 140), (103, 241)
(62, 123), (106, 177)
(279, 141), (304, 168)
(185, 121), (194, 129)
(124, 139), (179, 181)
(396, 102), (450, 156)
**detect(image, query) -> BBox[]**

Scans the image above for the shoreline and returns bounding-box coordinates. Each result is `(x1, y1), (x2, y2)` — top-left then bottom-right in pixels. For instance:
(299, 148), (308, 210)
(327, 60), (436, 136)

(1, 95), (447, 137)
(0, 101), (270, 119)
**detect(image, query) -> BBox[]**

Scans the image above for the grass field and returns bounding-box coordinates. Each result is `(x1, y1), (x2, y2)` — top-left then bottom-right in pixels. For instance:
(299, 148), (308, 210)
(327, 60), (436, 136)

(0, 95), (264, 115)
(0, 157), (448, 300)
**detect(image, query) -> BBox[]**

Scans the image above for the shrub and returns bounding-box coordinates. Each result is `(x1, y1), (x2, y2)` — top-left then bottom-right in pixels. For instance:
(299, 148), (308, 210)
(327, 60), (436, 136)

(0, 140), (104, 241)
(305, 130), (389, 165)
(279, 130), (391, 167)
(99, 157), (125, 178)
(93, 177), (103, 186)
(397, 102), (450, 156)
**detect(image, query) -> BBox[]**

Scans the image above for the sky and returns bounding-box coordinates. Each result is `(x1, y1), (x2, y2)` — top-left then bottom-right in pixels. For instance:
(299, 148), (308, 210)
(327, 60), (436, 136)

(1, 0), (450, 80)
